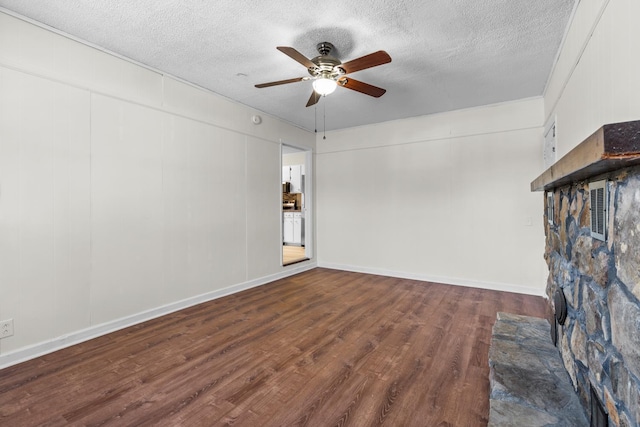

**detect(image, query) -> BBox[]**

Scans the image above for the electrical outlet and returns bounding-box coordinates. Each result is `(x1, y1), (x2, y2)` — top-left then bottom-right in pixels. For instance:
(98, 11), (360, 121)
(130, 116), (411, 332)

(1, 319), (14, 338)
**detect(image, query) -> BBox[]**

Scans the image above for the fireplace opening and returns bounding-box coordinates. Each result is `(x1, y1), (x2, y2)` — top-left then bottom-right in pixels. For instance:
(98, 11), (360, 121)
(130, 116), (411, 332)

(590, 384), (608, 427)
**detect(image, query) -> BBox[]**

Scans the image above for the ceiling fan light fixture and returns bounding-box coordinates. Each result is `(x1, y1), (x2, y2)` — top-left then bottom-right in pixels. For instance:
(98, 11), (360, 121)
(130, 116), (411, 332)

(255, 44), (391, 107)
(312, 77), (337, 96)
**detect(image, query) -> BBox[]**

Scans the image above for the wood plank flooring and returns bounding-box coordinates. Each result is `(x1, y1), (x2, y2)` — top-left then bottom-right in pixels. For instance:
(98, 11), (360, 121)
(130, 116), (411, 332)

(0, 268), (547, 426)
(282, 245), (307, 265)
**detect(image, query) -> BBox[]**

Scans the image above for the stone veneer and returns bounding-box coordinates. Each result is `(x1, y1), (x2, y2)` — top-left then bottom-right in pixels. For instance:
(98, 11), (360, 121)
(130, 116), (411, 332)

(543, 155), (640, 425)
(488, 312), (588, 426)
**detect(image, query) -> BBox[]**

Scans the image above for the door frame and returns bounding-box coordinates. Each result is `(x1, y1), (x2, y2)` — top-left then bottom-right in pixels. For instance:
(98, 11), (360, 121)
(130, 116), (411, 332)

(280, 142), (313, 265)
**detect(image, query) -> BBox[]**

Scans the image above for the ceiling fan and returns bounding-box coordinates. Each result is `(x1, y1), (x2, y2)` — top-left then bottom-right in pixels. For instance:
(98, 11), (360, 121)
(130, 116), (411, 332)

(255, 42), (391, 107)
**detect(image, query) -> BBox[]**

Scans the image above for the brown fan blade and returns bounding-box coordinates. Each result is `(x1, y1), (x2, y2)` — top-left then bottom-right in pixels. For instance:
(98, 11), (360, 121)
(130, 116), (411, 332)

(306, 91), (321, 107)
(339, 78), (386, 97)
(340, 50), (391, 74)
(277, 46), (316, 69)
(255, 77), (307, 88)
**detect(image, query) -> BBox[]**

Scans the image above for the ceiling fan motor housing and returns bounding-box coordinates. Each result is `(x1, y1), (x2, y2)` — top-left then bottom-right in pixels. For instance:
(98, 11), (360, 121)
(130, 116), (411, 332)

(308, 42), (345, 80)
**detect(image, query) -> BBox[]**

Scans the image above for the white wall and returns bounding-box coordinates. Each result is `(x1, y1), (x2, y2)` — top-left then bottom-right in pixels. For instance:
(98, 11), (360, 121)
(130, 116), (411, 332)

(544, 0), (640, 159)
(0, 11), (315, 365)
(316, 98), (547, 295)
(282, 151), (307, 167)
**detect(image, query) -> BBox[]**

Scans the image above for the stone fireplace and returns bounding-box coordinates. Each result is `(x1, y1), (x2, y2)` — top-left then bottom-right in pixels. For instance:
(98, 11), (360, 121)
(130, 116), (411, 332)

(532, 120), (640, 426)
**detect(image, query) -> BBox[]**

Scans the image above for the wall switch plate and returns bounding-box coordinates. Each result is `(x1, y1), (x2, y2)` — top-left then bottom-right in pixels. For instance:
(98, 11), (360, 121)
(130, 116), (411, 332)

(1, 319), (14, 338)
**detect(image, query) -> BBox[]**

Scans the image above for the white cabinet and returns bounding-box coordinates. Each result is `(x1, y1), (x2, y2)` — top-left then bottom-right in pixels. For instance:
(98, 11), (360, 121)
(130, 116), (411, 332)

(282, 165), (303, 193)
(290, 165), (302, 193)
(293, 213), (302, 244)
(283, 212), (294, 244)
(283, 212), (303, 245)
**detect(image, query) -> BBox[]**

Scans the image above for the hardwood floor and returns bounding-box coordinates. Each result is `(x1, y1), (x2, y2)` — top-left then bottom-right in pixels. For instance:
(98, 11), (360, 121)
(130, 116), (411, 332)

(282, 245), (307, 265)
(0, 268), (547, 426)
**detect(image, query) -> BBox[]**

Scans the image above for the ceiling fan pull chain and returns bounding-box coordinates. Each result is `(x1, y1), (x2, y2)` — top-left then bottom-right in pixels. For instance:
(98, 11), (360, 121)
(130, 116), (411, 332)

(323, 99), (327, 140)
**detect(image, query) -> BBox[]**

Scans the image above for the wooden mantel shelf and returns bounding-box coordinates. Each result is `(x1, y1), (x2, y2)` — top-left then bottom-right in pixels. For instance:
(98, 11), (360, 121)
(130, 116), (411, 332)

(531, 120), (640, 192)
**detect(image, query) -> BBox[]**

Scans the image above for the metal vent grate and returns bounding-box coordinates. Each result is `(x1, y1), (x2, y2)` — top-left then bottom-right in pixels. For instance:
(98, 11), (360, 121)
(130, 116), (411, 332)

(547, 191), (554, 225)
(589, 180), (607, 241)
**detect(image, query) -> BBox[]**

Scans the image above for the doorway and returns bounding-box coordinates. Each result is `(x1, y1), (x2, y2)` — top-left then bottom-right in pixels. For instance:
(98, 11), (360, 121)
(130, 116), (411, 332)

(281, 143), (312, 266)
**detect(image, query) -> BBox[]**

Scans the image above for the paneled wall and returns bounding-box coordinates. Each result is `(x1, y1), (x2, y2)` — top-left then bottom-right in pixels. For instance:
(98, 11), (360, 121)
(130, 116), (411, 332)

(0, 11), (314, 364)
(316, 98), (547, 295)
(544, 0), (640, 159)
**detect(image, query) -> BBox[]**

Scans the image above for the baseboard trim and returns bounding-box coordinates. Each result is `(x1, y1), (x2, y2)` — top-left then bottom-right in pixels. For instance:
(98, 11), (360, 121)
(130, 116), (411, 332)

(0, 261), (317, 370)
(317, 262), (545, 297)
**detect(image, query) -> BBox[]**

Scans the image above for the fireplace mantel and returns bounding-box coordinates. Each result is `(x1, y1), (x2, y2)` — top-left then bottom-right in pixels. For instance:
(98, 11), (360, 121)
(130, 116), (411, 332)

(531, 120), (640, 191)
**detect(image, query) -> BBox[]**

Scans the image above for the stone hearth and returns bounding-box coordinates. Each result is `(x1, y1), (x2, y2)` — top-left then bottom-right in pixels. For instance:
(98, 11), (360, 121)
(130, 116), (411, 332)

(488, 312), (588, 426)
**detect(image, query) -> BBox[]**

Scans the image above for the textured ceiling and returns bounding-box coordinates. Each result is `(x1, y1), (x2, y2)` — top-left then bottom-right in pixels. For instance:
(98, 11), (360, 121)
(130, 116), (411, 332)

(0, 0), (576, 132)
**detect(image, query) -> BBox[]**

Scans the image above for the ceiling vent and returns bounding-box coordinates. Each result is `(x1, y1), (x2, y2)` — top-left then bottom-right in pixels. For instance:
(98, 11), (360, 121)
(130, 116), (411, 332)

(589, 180), (607, 241)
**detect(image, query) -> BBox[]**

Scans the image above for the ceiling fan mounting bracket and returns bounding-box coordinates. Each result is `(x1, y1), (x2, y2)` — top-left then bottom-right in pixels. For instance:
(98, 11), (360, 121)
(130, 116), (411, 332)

(316, 42), (334, 56)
